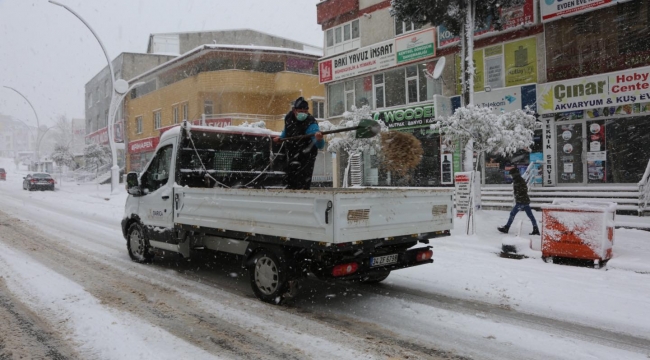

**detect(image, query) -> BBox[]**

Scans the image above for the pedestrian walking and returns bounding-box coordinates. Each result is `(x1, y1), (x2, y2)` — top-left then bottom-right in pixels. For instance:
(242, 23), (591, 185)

(498, 167), (540, 235)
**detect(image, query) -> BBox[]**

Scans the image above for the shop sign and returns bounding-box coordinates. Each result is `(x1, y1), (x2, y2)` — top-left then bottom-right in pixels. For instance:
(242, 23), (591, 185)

(395, 28), (436, 64)
(318, 39), (395, 84)
(372, 103), (436, 130)
(541, 0), (632, 23)
(441, 153), (453, 185)
(474, 84), (537, 114)
(86, 127), (109, 145)
(541, 114), (556, 186)
(454, 172), (472, 217)
(434, 95), (453, 119)
(437, 0), (536, 48)
(129, 137), (159, 154)
(504, 37), (537, 87)
(537, 65), (650, 114)
(190, 118), (232, 127)
(205, 118), (232, 128)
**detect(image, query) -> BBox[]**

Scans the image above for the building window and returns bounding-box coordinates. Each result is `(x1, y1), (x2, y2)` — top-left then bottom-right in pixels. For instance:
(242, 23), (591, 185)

(182, 102), (188, 121)
(374, 74), (385, 109)
(104, 109), (109, 128)
(96, 88), (100, 103)
(327, 63), (434, 115)
(325, 19), (360, 56)
(312, 100), (325, 119)
(136, 116), (143, 134)
(88, 92), (93, 107)
(203, 100), (213, 115)
(385, 68), (406, 108)
(328, 76), (374, 116)
(395, 19), (422, 36)
(154, 111), (161, 129)
(173, 105), (179, 124)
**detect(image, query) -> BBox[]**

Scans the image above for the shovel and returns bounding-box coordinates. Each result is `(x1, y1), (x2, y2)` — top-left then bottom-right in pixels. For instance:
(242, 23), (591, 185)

(279, 119), (381, 142)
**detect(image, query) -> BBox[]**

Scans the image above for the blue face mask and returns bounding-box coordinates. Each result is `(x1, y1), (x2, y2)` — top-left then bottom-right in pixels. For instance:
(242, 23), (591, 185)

(296, 112), (308, 121)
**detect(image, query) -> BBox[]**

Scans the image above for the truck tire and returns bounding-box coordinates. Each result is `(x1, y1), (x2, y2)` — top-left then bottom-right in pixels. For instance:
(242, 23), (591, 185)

(360, 271), (391, 284)
(248, 249), (289, 304)
(127, 222), (154, 263)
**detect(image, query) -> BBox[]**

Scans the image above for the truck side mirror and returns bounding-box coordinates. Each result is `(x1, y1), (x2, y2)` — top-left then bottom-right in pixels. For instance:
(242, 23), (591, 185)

(126, 172), (141, 195)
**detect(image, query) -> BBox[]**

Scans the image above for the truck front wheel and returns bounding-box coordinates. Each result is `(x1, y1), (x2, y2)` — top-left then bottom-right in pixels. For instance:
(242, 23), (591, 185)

(249, 249), (289, 304)
(127, 222), (154, 263)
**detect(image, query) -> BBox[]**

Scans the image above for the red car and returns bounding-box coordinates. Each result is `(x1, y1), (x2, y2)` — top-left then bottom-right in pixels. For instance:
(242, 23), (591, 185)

(0, 168), (5, 181)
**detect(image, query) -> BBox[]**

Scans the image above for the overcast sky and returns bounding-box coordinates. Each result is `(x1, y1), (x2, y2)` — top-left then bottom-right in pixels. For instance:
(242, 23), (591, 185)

(0, 0), (322, 127)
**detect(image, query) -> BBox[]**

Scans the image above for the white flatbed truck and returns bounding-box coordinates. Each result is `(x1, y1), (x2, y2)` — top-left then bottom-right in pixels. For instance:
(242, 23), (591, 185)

(122, 122), (453, 303)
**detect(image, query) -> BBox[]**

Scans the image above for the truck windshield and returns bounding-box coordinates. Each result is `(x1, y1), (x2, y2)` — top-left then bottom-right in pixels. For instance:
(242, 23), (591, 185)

(176, 130), (286, 188)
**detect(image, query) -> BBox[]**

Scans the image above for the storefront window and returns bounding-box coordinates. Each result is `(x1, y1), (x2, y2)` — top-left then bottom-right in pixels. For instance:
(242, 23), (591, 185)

(354, 76), (373, 108)
(605, 116), (650, 183)
(551, 113), (650, 184)
(328, 82), (345, 117)
(385, 68), (406, 108)
(556, 123), (584, 184)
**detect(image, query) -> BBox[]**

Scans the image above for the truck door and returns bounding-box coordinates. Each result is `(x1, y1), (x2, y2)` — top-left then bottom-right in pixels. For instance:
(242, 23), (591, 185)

(139, 144), (175, 242)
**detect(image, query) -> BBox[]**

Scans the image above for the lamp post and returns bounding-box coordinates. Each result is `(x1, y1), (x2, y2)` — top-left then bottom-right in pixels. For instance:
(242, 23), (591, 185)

(49, 0), (129, 194)
(2, 86), (41, 167)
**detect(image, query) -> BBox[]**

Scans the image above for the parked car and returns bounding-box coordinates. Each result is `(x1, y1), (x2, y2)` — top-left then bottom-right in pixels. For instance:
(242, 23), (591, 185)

(23, 173), (56, 191)
(0, 168), (5, 181)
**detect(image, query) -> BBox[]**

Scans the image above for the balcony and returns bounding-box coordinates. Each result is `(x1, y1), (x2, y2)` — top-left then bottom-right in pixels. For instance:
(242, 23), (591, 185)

(317, 0), (359, 25)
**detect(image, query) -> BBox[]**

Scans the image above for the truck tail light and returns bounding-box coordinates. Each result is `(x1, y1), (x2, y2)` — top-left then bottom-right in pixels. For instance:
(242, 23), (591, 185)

(332, 262), (359, 277)
(416, 249), (433, 262)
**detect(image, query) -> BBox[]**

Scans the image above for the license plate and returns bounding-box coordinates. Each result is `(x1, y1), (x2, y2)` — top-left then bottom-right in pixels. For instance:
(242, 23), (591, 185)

(38, 181), (48, 184)
(370, 254), (398, 267)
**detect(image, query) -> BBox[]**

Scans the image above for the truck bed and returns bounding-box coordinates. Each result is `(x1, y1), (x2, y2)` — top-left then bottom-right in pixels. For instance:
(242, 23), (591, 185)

(174, 187), (454, 244)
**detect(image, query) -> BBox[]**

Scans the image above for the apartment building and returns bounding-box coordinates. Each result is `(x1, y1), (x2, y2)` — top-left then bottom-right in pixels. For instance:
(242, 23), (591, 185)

(124, 34), (325, 174)
(316, 0), (545, 186)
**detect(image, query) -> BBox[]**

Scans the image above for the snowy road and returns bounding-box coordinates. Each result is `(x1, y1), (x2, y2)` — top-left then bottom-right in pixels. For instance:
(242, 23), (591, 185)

(1, 170), (649, 359)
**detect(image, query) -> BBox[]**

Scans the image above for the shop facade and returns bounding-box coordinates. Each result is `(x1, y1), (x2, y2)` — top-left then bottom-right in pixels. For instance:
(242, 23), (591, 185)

(537, 65), (650, 186)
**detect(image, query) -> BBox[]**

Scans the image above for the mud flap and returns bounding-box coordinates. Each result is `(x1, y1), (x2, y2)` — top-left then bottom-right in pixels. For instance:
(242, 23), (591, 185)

(178, 234), (190, 258)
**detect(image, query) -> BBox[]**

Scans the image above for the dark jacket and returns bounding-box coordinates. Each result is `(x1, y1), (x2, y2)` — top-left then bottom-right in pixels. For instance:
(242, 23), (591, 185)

(512, 172), (530, 204)
(282, 111), (320, 159)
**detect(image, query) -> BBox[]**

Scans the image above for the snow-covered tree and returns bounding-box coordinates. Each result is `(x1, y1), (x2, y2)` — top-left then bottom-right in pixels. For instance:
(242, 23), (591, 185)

(51, 115), (73, 149)
(51, 144), (76, 170)
(320, 105), (389, 187)
(392, 0), (522, 170)
(84, 143), (111, 174)
(432, 105), (536, 171)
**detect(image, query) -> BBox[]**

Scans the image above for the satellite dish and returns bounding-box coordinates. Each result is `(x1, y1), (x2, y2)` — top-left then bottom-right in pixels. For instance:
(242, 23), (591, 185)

(432, 57), (446, 80)
(114, 79), (129, 95)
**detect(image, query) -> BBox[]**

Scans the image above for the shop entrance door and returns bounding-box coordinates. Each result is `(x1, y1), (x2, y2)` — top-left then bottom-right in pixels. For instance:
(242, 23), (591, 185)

(556, 123), (585, 184)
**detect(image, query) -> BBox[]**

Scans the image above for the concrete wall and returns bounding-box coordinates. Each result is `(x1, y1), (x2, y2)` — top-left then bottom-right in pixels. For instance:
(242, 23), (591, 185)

(358, 8), (393, 47)
(84, 53), (175, 136)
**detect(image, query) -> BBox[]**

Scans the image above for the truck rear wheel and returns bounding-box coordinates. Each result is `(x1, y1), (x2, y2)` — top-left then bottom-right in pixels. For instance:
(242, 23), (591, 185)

(127, 222), (154, 263)
(249, 249), (289, 304)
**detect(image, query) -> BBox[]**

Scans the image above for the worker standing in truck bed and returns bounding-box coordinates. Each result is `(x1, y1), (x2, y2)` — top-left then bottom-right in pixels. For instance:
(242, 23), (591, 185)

(273, 96), (324, 190)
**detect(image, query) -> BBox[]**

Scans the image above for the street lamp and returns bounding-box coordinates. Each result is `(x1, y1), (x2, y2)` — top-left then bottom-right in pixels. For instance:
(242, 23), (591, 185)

(49, 0), (129, 194)
(2, 86), (41, 167)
